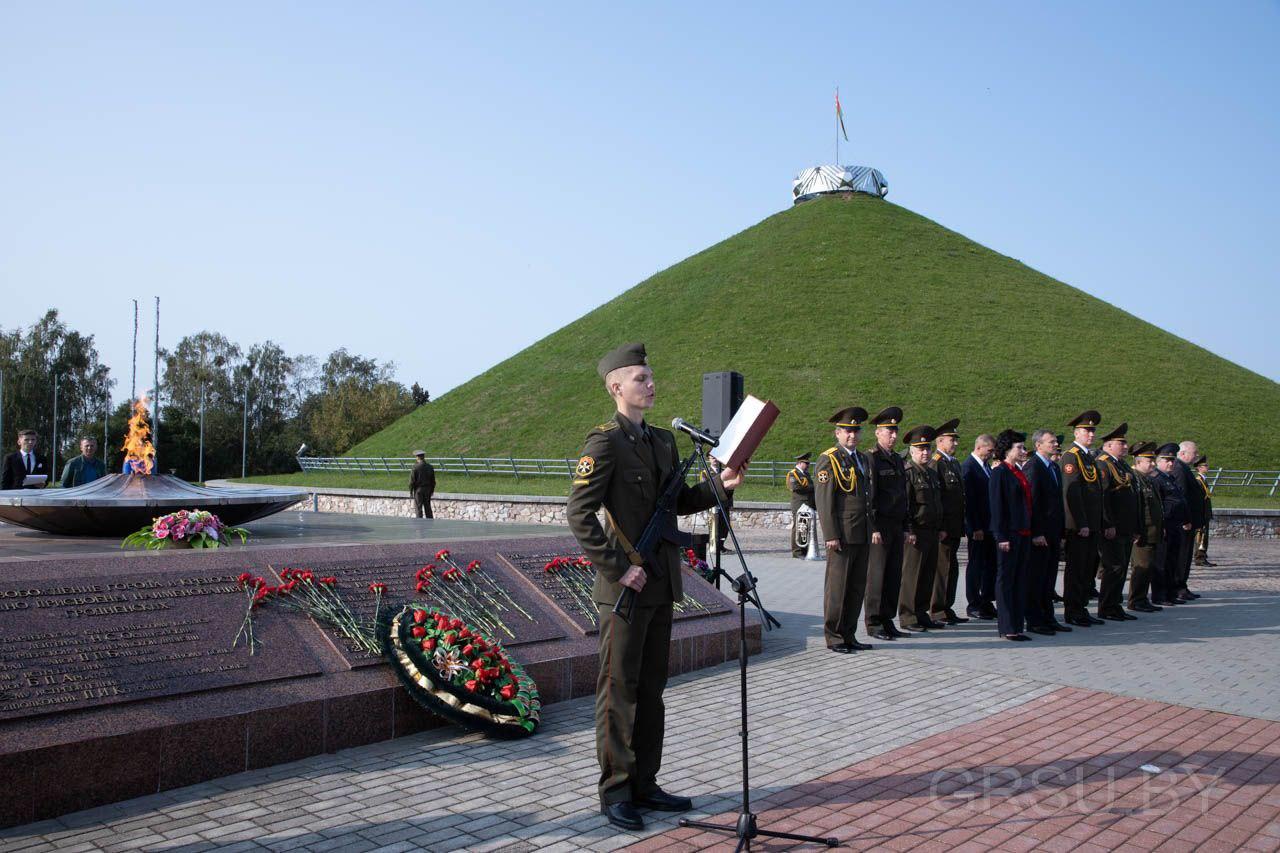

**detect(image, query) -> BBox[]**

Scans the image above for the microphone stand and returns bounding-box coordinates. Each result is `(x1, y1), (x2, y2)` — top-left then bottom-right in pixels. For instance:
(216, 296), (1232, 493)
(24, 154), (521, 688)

(678, 434), (836, 851)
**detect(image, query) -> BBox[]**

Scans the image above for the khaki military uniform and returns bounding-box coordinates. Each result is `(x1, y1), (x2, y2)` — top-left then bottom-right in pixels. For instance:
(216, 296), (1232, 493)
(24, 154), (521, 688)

(813, 446), (874, 647)
(900, 460), (944, 629)
(1129, 471), (1165, 608)
(566, 412), (726, 806)
(1061, 443), (1108, 620)
(409, 459), (436, 518)
(866, 446), (909, 632)
(1194, 473), (1213, 563)
(787, 465), (815, 557)
(928, 451), (966, 623)
(1096, 451), (1139, 617)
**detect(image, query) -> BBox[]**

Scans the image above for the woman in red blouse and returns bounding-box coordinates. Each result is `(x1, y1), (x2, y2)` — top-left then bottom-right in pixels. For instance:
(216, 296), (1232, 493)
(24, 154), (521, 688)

(988, 429), (1033, 641)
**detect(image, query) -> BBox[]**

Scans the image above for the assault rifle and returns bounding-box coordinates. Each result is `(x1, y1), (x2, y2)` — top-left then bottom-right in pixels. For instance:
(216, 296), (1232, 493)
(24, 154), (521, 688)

(611, 449), (699, 624)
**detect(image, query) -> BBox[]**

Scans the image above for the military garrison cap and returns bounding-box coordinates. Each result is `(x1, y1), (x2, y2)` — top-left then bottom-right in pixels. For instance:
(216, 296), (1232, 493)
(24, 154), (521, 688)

(1099, 422), (1128, 442)
(597, 342), (648, 379)
(1069, 410), (1101, 429)
(902, 425), (936, 447)
(1156, 442), (1179, 458)
(870, 406), (903, 428)
(1130, 442), (1157, 458)
(795, 452), (812, 462)
(413, 450), (426, 458)
(829, 407), (868, 429)
(935, 418), (960, 438)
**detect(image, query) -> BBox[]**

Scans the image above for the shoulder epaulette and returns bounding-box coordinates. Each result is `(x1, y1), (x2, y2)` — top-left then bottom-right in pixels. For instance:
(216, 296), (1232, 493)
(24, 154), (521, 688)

(931, 452), (942, 461)
(822, 446), (838, 457)
(595, 420), (618, 432)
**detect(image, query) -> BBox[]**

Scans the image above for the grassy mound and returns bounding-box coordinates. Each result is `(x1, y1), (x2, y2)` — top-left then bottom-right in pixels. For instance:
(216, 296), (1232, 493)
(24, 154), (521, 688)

(355, 195), (1279, 468)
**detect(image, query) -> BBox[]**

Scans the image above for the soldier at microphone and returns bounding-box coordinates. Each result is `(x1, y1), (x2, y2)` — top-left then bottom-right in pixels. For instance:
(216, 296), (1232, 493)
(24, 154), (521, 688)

(566, 343), (743, 833)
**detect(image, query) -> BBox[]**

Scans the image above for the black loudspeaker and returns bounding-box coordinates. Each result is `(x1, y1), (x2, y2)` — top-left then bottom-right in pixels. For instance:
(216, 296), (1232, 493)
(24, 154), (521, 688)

(702, 371), (745, 439)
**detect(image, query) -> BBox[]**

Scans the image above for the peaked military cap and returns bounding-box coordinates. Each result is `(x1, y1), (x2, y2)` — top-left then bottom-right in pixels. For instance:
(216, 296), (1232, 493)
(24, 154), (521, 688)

(828, 406), (868, 429)
(597, 342), (648, 379)
(1068, 410), (1101, 429)
(1156, 442), (1179, 458)
(1193, 454), (1207, 466)
(1056, 433), (1065, 446)
(1099, 422), (1128, 442)
(795, 452), (812, 462)
(1130, 441), (1157, 458)
(902, 425), (936, 447)
(870, 406), (903, 428)
(935, 418), (960, 438)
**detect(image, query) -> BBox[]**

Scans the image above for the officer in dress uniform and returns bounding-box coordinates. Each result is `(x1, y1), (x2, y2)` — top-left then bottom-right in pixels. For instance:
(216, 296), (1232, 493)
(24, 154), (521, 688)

(787, 452), (815, 558)
(900, 425), (947, 632)
(1155, 443), (1194, 605)
(1128, 442), (1165, 612)
(814, 407), (875, 652)
(1060, 411), (1109, 627)
(1193, 455), (1215, 567)
(1095, 423), (1139, 621)
(929, 419), (969, 625)
(865, 406), (910, 641)
(565, 343), (743, 832)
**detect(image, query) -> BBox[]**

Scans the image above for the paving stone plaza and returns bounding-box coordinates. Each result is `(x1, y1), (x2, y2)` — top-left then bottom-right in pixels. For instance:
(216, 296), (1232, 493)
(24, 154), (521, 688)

(2, 535), (1278, 852)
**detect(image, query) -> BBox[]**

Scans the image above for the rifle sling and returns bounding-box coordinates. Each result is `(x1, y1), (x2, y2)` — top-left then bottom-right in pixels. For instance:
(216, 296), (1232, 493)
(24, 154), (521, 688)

(603, 508), (646, 568)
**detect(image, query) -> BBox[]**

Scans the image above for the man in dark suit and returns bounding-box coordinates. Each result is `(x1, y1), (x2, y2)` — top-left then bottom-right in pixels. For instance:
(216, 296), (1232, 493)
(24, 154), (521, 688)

(565, 343), (742, 833)
(2, 429), (47, 490)
(1024, 429), (1069, 634)
(962, 434), (997, 620)
(1172, 441), (1206, 599)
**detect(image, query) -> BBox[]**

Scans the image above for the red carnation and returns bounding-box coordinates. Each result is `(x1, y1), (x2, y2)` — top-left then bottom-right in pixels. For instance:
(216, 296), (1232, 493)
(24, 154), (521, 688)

(422, 638), (436, 651)
(467, 560), (481, 572)
(369, 582), (387, 593)
(500, 684), (517, 700)
(413, 609), (427, 624)
(472, 659), (485, 671)
(464, 679), (478, 692)
(435, 549), (450, 561)
(449, 618), (463, 630)
(411, 625), (426, 638)
(321, 576), (337, 585)
(416, 580), (429, 593)
(237, 571), (252, 584)
(443, 632), (457, 645)
(462, 644), (474, 656)
(282, 580), (297, 592)
(457, 628), (471, 641)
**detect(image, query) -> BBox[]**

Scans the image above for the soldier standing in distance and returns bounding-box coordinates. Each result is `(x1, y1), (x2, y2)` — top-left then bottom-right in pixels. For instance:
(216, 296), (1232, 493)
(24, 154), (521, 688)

(1128, 442), (1165, 612)
(1060, 411), (1109, 627)
(565, 343), (742, 833)
(865, 406), (910, 642)
(1154, 443), (1193, 605)
(929, 419), (969, 625)
(787, 452), (815, 558)
(899, 425), (947, 632)
(1193, 454), (1215, 566)
(409, 450), (436, 518)
(814, 407), (875, 652)
(1095, 423), (1140, 621)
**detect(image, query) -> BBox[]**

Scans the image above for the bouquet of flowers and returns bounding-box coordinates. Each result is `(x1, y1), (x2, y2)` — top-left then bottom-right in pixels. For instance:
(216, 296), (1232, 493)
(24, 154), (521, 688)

(122, 509), (249, 550)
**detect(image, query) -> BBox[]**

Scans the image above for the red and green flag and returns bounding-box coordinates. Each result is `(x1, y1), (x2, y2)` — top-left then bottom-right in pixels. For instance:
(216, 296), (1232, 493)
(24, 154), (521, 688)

(835, 88), (849, 142)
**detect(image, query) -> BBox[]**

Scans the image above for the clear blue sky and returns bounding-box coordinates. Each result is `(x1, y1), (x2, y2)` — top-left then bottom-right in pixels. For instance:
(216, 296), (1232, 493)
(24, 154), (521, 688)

(2, 2), (1277, 401)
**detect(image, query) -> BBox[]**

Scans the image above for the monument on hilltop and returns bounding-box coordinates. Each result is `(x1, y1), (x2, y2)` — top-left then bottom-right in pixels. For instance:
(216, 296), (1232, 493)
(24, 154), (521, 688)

(792, 164), (888, 204)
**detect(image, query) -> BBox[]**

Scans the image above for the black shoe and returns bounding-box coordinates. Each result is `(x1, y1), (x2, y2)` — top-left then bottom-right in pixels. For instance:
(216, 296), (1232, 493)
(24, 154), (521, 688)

(850, 640), (874, 651)
(945, 610), (970, 624)
(921, 617), (947, 629)
(1182, 590), (1201, 599)
(1050, 593), (1064, 604)
(871, 630), (895, 641)
(980, 605), (999, 619)
(1132, 603), (1159, 613)
(1005, 633), (1032, 641)
(1029, 626), (1055, 636)
(1066, 616), (1092, 627)
(1153, 597), (1179, 606)
(1176, 592), (1194, 602)
(887, 624), (910, 638)
(1088, 588), (1100, 600)
(1099, 611), (1127, 622)
(1049, 622), (1073, 632)
(966, 607), (985, 620)
(635, 789), (693, 812)
(602, 802), (645, 830)
(1120, 611), (1139, 620)
(829, 644), (855, 654)
(1086, 615), (1106, 625)
(900, 623), (929, 633)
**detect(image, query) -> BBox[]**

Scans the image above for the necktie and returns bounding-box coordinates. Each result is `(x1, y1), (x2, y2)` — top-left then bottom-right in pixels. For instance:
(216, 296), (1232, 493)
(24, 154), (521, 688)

(1049, 460), (1059, 486)
(24, 453), (32, 474)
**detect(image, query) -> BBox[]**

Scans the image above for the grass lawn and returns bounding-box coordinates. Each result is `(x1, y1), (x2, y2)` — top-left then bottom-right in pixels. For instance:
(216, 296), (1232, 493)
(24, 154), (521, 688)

(348, 194), (1280, 470)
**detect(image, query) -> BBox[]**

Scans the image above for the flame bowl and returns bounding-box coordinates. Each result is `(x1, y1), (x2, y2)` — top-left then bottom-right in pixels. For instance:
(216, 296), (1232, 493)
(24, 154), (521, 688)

(0, 474), (308, 536)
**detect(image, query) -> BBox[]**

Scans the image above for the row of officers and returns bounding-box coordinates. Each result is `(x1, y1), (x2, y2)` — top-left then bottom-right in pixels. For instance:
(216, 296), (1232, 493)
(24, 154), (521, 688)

(784, 407), (1213, 649)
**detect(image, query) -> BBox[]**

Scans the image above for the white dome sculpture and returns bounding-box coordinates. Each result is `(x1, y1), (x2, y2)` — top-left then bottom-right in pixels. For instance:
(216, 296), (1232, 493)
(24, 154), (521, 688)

(792, 165), (888, 204)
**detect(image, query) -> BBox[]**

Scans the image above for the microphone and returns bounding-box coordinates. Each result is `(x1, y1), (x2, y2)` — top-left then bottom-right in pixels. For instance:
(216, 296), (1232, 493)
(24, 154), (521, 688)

(671, 418), (719, 447)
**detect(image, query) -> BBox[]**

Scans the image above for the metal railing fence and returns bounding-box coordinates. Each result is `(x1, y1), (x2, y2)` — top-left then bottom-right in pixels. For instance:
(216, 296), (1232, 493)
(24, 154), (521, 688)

(296, 456), (1279, 495)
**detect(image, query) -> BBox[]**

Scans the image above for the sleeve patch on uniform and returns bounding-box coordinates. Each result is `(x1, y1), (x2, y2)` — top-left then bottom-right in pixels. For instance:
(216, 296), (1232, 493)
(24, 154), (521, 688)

(1063, 463), (1075, 475)
(575, 456), (595, 476)
(817, 470), (830, 483)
